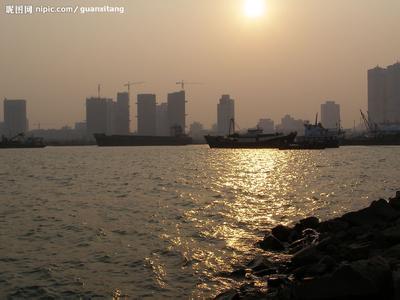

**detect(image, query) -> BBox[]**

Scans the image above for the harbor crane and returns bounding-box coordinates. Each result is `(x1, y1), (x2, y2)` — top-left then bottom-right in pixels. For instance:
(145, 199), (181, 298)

(124, 81), (145, 94)
(360, 110), (378, 133)
(176, 80), (203, 90)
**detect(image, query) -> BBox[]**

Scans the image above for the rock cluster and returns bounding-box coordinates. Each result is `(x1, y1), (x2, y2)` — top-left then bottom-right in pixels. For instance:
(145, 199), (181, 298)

(215, 192), (400, 300)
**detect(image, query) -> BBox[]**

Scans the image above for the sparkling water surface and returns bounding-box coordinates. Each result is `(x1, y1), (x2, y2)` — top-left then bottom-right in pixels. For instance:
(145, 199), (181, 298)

(1, 145), (400, 299)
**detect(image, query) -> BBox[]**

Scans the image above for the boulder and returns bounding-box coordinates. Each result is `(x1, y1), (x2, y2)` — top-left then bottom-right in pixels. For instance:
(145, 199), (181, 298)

(318, 218), (349, 233)
(293, 256), (392, 300)
(259, 234), (285, 252)
(382, 224), (400, 244)
(389, 194), (400, 211)
(246, 255), (275, 271)
(215, 289), (240, 300)
(271, 224), (293, 242)
(341, 206), (383, 227)
(292, 245), (321, 267)
(392, 270), (400, 300)
(299, 216), (320, 229)
(370, 199), (400, 221)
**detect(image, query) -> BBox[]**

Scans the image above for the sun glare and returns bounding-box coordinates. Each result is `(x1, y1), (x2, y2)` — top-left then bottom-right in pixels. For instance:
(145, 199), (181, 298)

(244, 0), (266, 18)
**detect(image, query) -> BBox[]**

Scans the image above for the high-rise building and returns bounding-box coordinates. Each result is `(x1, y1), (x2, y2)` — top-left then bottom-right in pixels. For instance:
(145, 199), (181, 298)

(321, 101), (340, 129)
(115, 92), (130, 134)
(137, 94), (156, 136)
(86, 97), (114, 136)
(156, 103), (169, 136)
(277, 114), (305, 135)
(217, 94), (235, 135)
(368, 62), (400, 124)
(257, 118), (274, 133)
(3, 99), (28, 137)
(167, 91), (186, 135)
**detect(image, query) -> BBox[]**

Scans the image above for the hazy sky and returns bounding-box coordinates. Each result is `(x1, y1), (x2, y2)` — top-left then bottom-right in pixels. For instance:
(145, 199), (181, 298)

(1, 0), (399, 130)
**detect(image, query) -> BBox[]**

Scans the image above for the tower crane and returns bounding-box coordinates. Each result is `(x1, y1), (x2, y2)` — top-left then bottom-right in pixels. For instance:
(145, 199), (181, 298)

(175, 80), (203, 91)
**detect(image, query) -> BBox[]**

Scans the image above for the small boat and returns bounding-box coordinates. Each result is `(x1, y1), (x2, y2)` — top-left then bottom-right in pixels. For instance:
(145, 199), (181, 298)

(0, 133), (46, 148)
(204, 119), (297, 149)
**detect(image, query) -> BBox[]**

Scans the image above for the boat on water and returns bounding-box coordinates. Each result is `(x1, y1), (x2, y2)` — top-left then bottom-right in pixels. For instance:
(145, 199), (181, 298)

(294, 122), (341, 149)
(94, 133), (192, 146)
(204, 119), (297, 149)
(341, 112), (400, 146)
(0, 133), (46, 149)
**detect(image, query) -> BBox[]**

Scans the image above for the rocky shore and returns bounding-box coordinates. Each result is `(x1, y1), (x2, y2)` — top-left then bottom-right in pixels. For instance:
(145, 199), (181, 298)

(215, 192), (400, 300)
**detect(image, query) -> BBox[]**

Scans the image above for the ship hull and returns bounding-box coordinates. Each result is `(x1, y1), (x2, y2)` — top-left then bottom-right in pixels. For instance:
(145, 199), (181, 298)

(94, 134), (192, 147)
(341, 135), (400, 146)
(0, 144), (46, 149)
(204, 132), (297, 149)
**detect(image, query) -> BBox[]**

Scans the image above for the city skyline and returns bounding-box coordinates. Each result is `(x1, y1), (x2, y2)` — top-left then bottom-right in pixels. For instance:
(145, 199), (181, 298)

(1, 0), (400, 129)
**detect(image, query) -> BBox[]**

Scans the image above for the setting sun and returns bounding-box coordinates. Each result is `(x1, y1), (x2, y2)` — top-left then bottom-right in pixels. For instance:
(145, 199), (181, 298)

(244, 0), (266, 18)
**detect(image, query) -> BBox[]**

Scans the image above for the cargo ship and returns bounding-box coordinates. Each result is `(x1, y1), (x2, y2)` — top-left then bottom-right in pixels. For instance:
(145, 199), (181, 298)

(0, 133), (46, 149)
(204, 119), (296, 149)
(94, 133), (192, 146)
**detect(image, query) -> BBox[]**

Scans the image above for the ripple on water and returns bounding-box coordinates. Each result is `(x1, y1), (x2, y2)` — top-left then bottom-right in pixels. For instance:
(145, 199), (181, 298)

(1, 146), (400, 298)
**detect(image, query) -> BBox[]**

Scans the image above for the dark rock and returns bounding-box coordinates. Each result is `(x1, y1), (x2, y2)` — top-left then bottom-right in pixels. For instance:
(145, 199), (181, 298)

(383, 244), (400, 259)
(230, 268), (247, 278)
(293, 256), (392, 300)
(382, 224), (400, 244)
(299, 216), (320, 229)
(318, 255), (336, 270)
(246, 255), (275, 271)
(267, 275), (289, 288)
(293, 262), (327, 279)
(259, 234), (285, 252)
(292, 245), (321, 267)
(341, 206), (383, 227)
(254, 268), (277, 277)
(271, 225), (292, 242)
(389, 193), (400, 211)
(215, 289), (240, 300)
(318, 218), (349, 233)
(392, 270), (400, 300)
(346, 241), (371, 261)
(370, 198), (400, 221)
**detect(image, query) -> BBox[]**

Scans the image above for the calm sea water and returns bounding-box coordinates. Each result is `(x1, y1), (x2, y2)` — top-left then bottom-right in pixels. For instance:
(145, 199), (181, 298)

(1, 145), (400, 299)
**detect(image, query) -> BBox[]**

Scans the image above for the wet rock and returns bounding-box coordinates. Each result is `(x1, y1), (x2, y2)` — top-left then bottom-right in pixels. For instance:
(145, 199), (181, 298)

(293, 262), (327, 279)
(341, 206), (383, 227)
(370, 199), (400, 221)
(267, 274), (289, 288)
(299, 216), (320, 230)
(382, 224), (400, 244)
(389, 192), (400, 210)
(246, 255), (275, 271)
(346, 241), (371, 261)
(259, 234), (285, 252)
(392, 270), (400, 300)
(271, 224), (292, 242)
(383, 244), (400, 259)
(318, 218), (349, 233)
(254, 268), (277, 277)
(292, 245), (321, 267)
(293, 256), (392, 300)
(215, 289), (240, 300)
(230, 268), (247, 278)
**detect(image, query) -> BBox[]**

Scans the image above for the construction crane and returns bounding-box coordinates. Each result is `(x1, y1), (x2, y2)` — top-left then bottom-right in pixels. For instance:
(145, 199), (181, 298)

(360, 110), (379, 132)
(175, 80), (203, 91)
(124, 81), (144, 94)
(97, 84), (101, 98)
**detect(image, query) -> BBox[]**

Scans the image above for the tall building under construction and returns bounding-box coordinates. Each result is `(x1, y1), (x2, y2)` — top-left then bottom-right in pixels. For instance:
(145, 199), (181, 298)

(368, 62), (400, 124)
